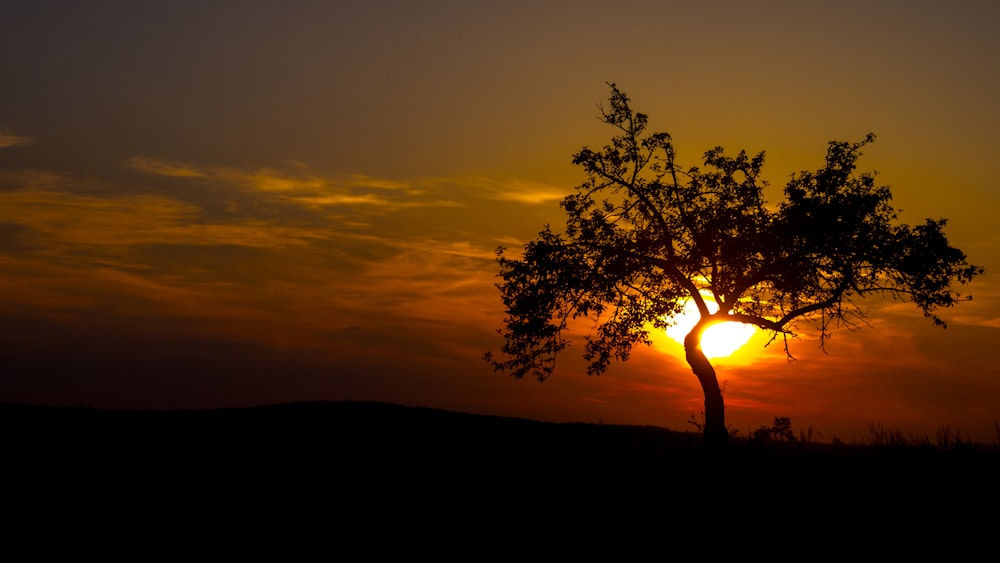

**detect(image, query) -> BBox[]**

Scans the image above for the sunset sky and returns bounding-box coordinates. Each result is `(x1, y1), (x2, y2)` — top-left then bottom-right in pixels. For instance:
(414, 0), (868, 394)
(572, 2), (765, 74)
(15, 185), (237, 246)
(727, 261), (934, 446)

(2, 1), (998, 442)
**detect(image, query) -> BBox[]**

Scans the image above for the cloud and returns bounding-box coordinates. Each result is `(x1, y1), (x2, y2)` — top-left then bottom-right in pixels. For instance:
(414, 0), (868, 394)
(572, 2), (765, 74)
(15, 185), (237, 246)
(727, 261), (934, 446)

(0, 180), (331, 253)
(284, 193), (387, 207)
(322, 237), (502, 340)
(128, 157), (206, 178)
(128, 157), (461, 210)
(0, 163), (552, 379)
(348, 174), (409, 191)
(485, 179), (569, 204)
(0, 131), (33, 148)
(977, 317), (1000, 329)
(228, 169), (327, 193)
(126, 159), (569, 220)
(130, 157), (325, 190)
(942, 313), (1000, 329)
(284, 194), (463, 209)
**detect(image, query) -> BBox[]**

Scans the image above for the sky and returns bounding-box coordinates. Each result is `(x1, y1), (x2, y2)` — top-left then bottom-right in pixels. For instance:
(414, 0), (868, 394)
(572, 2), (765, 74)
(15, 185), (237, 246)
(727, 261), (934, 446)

(2, 0), (998, 442)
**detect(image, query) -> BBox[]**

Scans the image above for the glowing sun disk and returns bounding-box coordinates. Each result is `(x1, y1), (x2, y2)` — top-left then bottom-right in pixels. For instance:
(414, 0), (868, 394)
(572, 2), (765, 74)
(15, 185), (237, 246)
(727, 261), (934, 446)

(663, 300), (757, 359)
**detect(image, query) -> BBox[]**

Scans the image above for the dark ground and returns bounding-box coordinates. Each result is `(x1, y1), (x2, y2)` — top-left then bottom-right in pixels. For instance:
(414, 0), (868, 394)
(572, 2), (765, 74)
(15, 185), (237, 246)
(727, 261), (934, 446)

(4, 400), (998, 539)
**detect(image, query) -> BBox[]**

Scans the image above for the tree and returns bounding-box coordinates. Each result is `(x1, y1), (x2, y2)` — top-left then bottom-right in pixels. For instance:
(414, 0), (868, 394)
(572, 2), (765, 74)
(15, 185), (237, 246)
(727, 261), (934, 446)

(485, 84), (983, 447)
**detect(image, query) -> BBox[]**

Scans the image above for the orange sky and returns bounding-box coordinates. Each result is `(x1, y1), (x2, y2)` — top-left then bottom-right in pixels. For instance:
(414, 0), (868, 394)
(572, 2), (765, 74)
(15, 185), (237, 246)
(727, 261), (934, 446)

(1, 1), (998, 442)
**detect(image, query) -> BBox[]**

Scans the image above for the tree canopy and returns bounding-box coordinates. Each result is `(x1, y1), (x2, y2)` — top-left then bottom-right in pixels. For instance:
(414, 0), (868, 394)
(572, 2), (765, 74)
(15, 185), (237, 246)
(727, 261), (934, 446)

(486, 84), (983, 446)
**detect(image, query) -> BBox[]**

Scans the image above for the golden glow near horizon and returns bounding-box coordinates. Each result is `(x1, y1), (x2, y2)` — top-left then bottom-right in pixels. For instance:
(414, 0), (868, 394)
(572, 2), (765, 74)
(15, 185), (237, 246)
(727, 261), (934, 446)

(663, 298), (758, 359)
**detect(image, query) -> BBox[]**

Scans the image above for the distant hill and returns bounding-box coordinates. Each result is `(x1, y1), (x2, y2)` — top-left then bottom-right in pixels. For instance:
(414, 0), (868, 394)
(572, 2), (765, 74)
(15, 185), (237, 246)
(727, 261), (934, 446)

(4, 400), (999, 508)
(4, 399), (996, 459)
(1, 400), (702, 464)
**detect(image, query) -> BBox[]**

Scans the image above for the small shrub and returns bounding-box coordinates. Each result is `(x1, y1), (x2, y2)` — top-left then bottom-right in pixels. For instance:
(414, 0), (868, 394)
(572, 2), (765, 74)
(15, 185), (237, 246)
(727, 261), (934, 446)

(751, 416), (797, 444)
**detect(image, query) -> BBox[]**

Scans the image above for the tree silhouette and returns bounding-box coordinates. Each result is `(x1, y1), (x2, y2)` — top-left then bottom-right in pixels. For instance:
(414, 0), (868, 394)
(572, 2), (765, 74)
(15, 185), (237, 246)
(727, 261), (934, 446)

(486, 84), (983, 447)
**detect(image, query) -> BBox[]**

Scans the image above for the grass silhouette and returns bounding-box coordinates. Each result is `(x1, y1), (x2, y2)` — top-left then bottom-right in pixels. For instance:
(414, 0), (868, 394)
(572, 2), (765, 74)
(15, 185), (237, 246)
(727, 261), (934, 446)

(6, 400), (998, 465)
(5, 400), (998, 524)
(7, 400), (995, 551)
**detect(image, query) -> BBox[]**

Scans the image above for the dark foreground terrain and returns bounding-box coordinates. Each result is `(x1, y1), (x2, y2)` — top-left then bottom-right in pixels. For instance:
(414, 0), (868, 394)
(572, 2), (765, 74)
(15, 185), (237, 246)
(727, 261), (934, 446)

(4, 400), (999, 532)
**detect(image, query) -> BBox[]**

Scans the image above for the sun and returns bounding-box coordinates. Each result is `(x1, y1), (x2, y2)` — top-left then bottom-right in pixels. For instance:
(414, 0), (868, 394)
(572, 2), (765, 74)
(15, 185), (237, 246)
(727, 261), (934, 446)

(663, 298), (757, 359)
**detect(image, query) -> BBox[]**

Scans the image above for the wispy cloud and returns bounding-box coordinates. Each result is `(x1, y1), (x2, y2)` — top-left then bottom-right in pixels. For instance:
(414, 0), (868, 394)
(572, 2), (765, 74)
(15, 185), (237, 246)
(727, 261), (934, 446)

(483, 179), (570, 204)
(287, 193), (388, 207)
(0, 163), (541, 378)
(128, 158), (573, 217)
(0, 171), (277, 284)
(227, 169), (327, 193)
(129, 157), (461, 210)
(0, 130), (33, 148)
(128, 157), (206, 178)
(348, 173), (409, 191)
(285, 193), (464, 209)
(0, 179), (330, 252)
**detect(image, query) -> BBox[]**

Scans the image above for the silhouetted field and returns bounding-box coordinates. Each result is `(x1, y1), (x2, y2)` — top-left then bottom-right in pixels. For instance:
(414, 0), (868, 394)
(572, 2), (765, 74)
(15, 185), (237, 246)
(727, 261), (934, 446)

(4, 400), (998, 525)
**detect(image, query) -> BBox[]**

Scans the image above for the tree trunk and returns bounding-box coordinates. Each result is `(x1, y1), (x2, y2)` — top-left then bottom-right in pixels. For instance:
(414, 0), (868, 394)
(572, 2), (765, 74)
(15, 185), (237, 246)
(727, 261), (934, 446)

(684, 326), (728, 449)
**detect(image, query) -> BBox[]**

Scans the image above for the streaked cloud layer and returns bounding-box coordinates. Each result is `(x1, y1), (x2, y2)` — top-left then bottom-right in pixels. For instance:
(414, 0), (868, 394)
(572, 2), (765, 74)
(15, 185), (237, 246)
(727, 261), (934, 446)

(1, 1), (998, 440)
(0, 130), (32, 148)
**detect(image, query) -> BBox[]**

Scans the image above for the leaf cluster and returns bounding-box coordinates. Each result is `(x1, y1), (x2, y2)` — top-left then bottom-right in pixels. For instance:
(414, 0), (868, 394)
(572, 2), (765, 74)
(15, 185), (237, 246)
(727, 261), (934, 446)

(487, 84), (983, 380)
